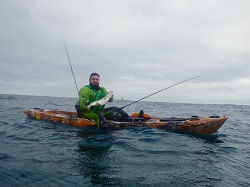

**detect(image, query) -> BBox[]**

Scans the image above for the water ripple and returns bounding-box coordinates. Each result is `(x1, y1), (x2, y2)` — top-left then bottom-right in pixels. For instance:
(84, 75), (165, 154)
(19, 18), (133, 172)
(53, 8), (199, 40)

(0, 94), (250, 186)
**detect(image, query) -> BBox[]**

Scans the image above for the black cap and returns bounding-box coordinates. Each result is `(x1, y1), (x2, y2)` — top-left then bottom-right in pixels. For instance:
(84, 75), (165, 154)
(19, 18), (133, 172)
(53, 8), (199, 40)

(90, 72), (100, 78)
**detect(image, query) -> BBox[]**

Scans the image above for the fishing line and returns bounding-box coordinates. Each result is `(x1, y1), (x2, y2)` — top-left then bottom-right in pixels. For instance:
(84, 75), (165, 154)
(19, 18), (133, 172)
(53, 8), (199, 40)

(119, 74), (204, 110)
(63, 41), (79, 93)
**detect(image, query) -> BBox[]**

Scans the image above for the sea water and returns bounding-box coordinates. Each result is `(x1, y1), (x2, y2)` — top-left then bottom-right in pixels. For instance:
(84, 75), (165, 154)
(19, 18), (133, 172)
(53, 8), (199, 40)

(0, 94), (249, 187)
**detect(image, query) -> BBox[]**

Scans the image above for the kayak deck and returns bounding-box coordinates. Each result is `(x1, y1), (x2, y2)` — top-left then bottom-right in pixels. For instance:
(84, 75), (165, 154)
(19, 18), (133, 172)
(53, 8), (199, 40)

(24, 108), (228, 135)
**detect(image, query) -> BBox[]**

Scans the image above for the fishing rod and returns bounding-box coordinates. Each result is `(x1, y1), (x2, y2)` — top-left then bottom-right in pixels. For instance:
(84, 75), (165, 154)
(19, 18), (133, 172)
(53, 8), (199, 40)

(119, 74), (204, 110)
(63, 41), (79, 93)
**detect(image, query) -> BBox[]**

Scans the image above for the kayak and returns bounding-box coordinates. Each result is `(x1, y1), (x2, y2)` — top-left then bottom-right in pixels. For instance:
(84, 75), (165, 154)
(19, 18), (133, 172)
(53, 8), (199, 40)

(24, 108), (228, 135)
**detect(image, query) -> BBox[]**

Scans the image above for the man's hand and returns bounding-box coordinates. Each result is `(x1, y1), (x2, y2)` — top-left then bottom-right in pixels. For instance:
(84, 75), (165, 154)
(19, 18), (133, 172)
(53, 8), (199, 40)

(109, 95), (114, 102)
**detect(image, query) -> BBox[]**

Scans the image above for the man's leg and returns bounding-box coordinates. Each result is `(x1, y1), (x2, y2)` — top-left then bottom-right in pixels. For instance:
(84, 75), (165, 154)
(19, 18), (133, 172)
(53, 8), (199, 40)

(103, 106), (131, 120)
(82, 110), (108, 130)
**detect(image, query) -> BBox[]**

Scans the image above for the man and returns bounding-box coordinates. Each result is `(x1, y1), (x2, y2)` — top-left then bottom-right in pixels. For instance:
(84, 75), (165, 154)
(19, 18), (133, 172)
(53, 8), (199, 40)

(78, 72), (113, 130)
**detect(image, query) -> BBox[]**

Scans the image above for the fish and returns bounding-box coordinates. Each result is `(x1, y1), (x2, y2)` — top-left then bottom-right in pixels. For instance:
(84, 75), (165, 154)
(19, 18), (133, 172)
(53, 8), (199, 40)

(86, 91), (113, 110)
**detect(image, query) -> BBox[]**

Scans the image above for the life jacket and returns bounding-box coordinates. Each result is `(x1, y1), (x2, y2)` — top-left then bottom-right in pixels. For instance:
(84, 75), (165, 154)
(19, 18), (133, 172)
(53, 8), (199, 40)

(75, 85), (107, 117)
(85, 85), (106, 111)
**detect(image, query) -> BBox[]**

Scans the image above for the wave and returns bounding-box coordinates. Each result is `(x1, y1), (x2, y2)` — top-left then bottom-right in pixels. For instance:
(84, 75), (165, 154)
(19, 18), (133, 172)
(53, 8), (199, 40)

(0, 94), (18, 100)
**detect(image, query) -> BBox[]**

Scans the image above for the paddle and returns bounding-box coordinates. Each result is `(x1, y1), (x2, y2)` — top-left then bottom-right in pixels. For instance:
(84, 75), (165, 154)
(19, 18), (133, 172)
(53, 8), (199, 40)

(118, 74), (204, 110)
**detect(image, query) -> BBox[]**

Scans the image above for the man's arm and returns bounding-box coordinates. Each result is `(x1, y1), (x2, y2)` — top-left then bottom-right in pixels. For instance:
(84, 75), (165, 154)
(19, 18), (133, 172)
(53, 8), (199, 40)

(78, 87), (91, 111)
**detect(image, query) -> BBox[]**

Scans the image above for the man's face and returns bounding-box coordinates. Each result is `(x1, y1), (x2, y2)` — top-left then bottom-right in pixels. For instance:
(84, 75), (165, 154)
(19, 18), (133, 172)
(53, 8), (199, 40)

(89, 75), (100, 86)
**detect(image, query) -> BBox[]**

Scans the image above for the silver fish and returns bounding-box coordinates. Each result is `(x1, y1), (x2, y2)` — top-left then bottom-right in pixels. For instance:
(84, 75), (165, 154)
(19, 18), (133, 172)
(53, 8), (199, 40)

(86, 91), (113, 110)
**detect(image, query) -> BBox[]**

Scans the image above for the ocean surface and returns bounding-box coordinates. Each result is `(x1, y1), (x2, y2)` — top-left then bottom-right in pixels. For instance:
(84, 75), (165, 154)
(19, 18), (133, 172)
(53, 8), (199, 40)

(0, 94), (249, 187)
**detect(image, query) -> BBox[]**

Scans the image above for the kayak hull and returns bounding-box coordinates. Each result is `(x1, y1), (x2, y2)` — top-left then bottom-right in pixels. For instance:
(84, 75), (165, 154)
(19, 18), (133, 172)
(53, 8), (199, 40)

(24, 108), (228, 135)
(144, 117), (227, 135)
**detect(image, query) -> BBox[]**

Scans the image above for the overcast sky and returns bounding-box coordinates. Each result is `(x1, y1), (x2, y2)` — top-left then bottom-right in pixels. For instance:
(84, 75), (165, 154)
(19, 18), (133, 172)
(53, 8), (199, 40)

(0, 0), (250, 105)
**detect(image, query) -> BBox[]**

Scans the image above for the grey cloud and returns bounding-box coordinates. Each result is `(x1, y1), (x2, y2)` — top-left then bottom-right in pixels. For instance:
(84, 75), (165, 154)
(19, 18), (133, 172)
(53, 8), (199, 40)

(0, 0), (249, 105)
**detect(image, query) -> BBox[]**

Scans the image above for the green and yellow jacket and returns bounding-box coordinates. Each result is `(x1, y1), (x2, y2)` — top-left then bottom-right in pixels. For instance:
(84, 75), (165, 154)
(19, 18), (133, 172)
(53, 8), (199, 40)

(78, 85), (109, 112)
